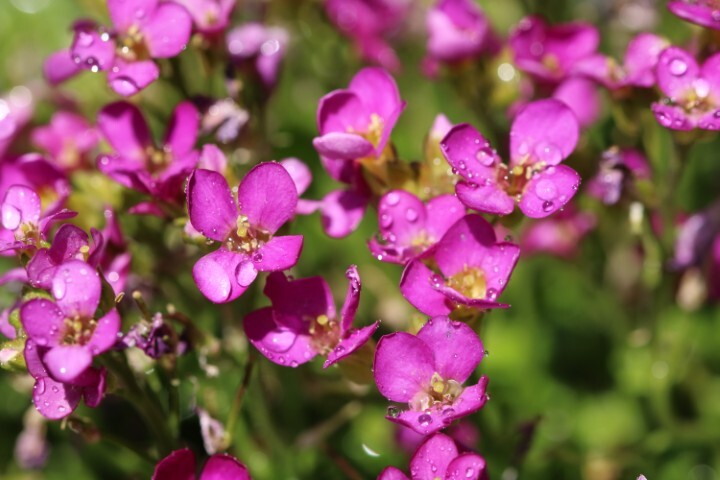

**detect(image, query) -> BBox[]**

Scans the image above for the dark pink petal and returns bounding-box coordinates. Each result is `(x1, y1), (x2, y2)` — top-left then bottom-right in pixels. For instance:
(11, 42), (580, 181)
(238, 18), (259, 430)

(193, 249), (247, 303)
(553, 77), (601, 129)
(399, 260), (452, 316)
(698, 109), (720, 130)
(519, 165), (581, 218)
(2, 185), (41, 230)
(701, 51), (720, 95)
(510, 99), (579, 166)
(51, 260), (101, 318)
(456, 181), (515, 216)
(97, 155), (154, 194)
(108, 0), (158, 30)
(317, 90), (369, 135)
(389, 408), (447, 436)
(243, 307), (317, 367)
(237, 162), (298, 234)
(43, 345), (93, 383)
(435, 215), (497, 278)
(152, 448), (196, 480)
(480, 242), (520, 295)
(320, 189), (368, 238)
(652, 102), (695, 130)
(24, 340), (48, 378)
(142, 2), (192, 58)
(340, 265), (361, 332)
(87, 309), (121, 355)
(324, 321), (379, 367)
(77, 366), (107, 407)
(377, 467), (409, 480)
(312, 132), (374, 160)
(416, 317), (483, 383)
(431, 282), (507, 311)
(32, 376), (81, 420)
(108, 59), (160, 96)
(378, 190), (427, 248)
(97, 101), (152, 162)
(39, 209), (78, 236)
(201, 454), (251, 480)
(128, 201), (165, 216)
(43, 50), (82, 85)
(199, 144), (228, 173)
(668, 1), (720, 30)
(348, 67), (402, 130)
(20, 299), (65, 348)
(445, 453), (487, 480)
(409, 433), (458, 479)
(187, 169), (237, 241)
(424, 194), (466, 241)
(27, 224), (89, 288)
(265, 272), (335, 327)
(623, 33), (668, 87)
(374, 332), (435, 402)
(280, 158), (312, 196)
(441, 377), (490, 426)
(164, 101), (199, 155)
(70, 26), (115, 72)
(440, 123), (499, 182)
(253, 235), (303, 272)
(656, 47), (699, 100)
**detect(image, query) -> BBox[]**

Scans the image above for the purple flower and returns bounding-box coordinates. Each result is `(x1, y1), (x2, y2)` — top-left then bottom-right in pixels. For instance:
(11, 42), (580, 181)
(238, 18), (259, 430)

(400, 215), (519, 317)
(153, 448), (251, 480)
(226, 23), (289, 90)
(314, 67), (405, 164)
(20, 260), (120, 383)
(668, 1), (720, 30)
(46, 0), (192, 96)
(369, 190), (466, 264)
(324, 0), (411, 71)
(25, 339), (107, 420)
(374, 316), (489, 435)
(97, 101), (200, 209)
(510, 15), (599, 84)
(672, 200), (720, 270)
(520, 205), (596, 258)
(186, 164), (303, 303)
(424, 0), (499, 75)
(651, 46), (720, 130)
(31, 112), (99, 171)
(1, 185), (76, 254)
(244, 265), (379, 368)
(176, 0), (236, 35)
(378, 432), (487, 480)
(122, 313), (186, 358)
(587, 148), (651, 205)
(441, 99), (581, 218)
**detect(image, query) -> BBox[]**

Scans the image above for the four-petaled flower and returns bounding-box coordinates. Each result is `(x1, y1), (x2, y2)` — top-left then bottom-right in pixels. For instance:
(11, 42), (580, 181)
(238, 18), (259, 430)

(153, 448), (251, 480)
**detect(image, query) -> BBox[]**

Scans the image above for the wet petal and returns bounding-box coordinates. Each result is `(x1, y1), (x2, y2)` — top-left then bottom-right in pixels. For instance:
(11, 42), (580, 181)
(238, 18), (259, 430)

(655, 46), (699, 100)
(417, 316), (483, 383)
(317, 90), (369, 135)
(651, 102), (695, 131)
(108, 59), (160, 96)
(320, 189), (368, 238)
(51, 260), (101, 318)
(192, 249), (247, 303)
(374, 332), (435, 402)
(409, 433), (458, 479)
(445, 453), (487, 480)
(510, 99), (579, 166)
(456, 180), (515, 216)
(312, 132), (374, 160)
(97, 101), (152, 162)
(202, 454), (251, 480)
(43, 345), (93, 383)
(87, 309), (121, 355)
(340, 265), (361, 332)
(20, 299), (65, 348)
(70, 25), (115, 72)
(435, 215), (497, 277)
(440, 377), (490, 426)
(253, 235), (303, 272)
(151, 448), (196, 480)
(324, 321), (379, 368)
(668, 1), (720, 30)
(43, 50), (82, 85)
(187, 169), (237, 241)
(264, 272), (334, 328)
(32, 376), (81, 420)
(440, 123), (500, 182)
(377, 467), (409, 480)
(389, 407), (446, 436)
(377, 190), (427, 248)
(519, 165), (581, 218)
(424, 194), (466, 241)
(399, 260), (452, 317)
(243, 307), (316, 367)
(237, 162), (298, 234)
(142, 2), (192, 58)
(2, 185), (41, 230)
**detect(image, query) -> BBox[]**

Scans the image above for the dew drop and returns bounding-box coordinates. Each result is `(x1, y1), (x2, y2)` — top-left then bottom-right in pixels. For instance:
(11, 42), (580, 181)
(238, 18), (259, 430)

(380, 213), (393, 229)
(486, 288), (498, 301)
(418, 413), (433, 426)
(542, 200), (555, 212)
(476, 147), (496, 166)
(385, 192), (400, 206)
(429, 274), (443, 288)
(669, 57), (688, 76)
(405, 208), (418, 222)
(387, 406), (400, 418)
(252, 252), (263, 263)
(465, 468), (475, 478)
(534, 141), (562, 164)
(1, 204), (21, 230)
(535, 179), (558, 201)
(36, 379), (46, 395)
(235, 260), (258, 287)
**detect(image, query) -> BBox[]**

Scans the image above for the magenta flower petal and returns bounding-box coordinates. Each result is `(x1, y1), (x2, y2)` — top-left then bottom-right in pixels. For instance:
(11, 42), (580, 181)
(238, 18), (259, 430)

(70, 25), (115, 72)
(237, 163), (298, 234)
(51, 261), (101, 318)
(518, 165), (581, 218)
(193, 248), (247, 303)
(445, 453), (487, 480)
(434, 215), (496, 277)
(440, 123), (499, 180)
(87, 309), (121, 355)
(27, 224), (89, 288)
(253, 235), (303, 272)
(378, 467), (409, 480)
(264, 272), (335, 326)
(280, 158), (312, 196)
(78, 367), (107, 407)
(349, 67), (403, 129)
(409, 433), (458, 479)
(701, 51), (720, 94)
(439, 378), (490, 425)
(553, 77), (601, 129)
(425, 194), (466, 241)
(187, 169), (237, 241)
(400, 260), (452, 316)
(340, 265), (361, 332)
(108, 0), (159, 31)
(317, 90), (370, 135)
(20, 299), (65, 348)
(313, 132), (375, 160)
(656, 47), (700, 100)
(374, 332), (436, 402)
(320, 189), (368, 238)
(243, 307), (317, 367)
(651, 102), (694, 130)
(141, 2), (192, 58)
(624, 33), (668, 87)
(378, 191), (427, 247)
(510, 99), (579, 166)
(97, 102), (152, 162)
(43, 345), (93, 383)
(2, 185), (41, 230)
(324, 321), (379, 368)
(33, 376), (82, 420)
(44, 50), (82, 85)
(108, 59), (160, 96)
(668, 1), (720, 30)
(152, 448), (196, 480)
(456, 181), (515, 216)
(416, 317), (483, 384)
(164, 101), (200, 155)
(201, 454), (252, 480)
(390, 408), (447, 436)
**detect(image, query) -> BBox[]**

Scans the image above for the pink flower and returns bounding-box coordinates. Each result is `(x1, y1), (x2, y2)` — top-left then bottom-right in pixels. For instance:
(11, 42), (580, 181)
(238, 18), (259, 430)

(378, 432), (487, 480)
(668, 0), (720, 30)
(226, 23), (289, 90)
(400, 215), (519, 317)
(374, 316), (489, 435)
(31, 112), (99, 171)
(153, 448), (251, 480)
(244, 265), (379, 368)
(520, 205), (596, 258)
(176, 0), (236, 35)
(441, 99), (581, 218)
(186, 165), (303, 303)
(651, 46), (720, 130)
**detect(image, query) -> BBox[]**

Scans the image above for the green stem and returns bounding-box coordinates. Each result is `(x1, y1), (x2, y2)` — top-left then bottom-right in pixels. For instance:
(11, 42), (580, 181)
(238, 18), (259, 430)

(224, 350), (256, 446)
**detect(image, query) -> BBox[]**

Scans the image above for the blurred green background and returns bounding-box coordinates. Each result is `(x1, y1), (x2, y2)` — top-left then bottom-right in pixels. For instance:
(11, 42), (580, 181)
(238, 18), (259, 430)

(2, 0), (720, 479)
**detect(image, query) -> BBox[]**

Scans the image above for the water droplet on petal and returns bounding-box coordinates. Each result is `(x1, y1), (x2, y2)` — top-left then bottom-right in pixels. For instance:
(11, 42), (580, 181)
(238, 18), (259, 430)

(1, 204), (21, 230)
(418, 413), (433, 426)
(486, 288), (498, 301)
(476, 147), (496, 166)
(385, 192), (400, 206)
(542, 200), (555, 213)
(465, 468), (475, 478)
(235, 260), (258, 287)
(380, 213), (393, 229)
(405, 208), (418, 222)
(36, 379), (46, 394)
(387, 406), (400, 418)
(534, 141), (562, 164)
(429, 274), (443, 288)
(669, 57), (688, 76)
(535, 179), (558, 201)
